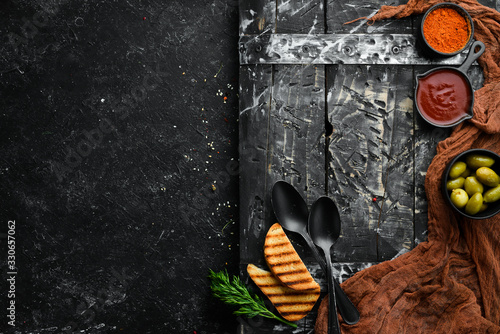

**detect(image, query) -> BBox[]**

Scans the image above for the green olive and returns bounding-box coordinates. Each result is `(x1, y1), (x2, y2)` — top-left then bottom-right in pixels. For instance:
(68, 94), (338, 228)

(479, 203), (488, 213)
(450, 189), (468, 209)
(465, 193), (483, 215)
(484, 185), (500, 203)
(449, 161), (467, 179)
(465, 154), (495, 169)
(446, 177), (465, 191)
(463, 176), (484, 196)
(476, 167), (500, 187)
(460, 167), (471, 178)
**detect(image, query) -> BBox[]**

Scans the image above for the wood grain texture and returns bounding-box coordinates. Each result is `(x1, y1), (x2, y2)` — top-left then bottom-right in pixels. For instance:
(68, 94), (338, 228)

(277, 0), (325, 34)
(268, 64), (326, 206)
(239, 1), (327, 333)
(238, 65), (326, 334)
(239, 49), (327, 272)
(239, 64), (273, 266)
(240, 0), (276, 35)
(326, 65), (415, 262)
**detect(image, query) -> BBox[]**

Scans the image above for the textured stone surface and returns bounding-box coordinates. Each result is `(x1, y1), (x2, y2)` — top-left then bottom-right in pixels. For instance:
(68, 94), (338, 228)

(0, 1), (240, 333)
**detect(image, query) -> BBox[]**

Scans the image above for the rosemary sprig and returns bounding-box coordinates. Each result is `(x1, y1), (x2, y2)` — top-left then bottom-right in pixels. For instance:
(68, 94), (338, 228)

(208, 269), (298, 328)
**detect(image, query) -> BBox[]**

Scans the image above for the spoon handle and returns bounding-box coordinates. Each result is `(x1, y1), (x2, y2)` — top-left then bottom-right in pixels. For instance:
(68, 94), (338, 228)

(325, 250), (341, 334)
(302, 230), (328, 271)
(334, 280), (360, 325)
(302, 232), (360, 325)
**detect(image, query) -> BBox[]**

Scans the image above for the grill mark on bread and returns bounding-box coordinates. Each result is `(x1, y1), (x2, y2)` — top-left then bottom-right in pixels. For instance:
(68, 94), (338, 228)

(274, 269), (308, 276)
(247, 264), (320, 322)
(263, 223), (320, 291)
(265, 251), (296, 258)
(264, 260), (301, 267)
(255, 283), (281, 287)
(274, 301), (317, 307)
(279, 311), (313, 316)
(266, 285), (319, 298)
(263, 241), (288, 248)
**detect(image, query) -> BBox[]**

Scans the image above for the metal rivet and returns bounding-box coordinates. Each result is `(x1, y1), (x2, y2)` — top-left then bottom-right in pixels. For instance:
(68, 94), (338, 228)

(255, 45), (262, 53)
(392, 46), (400, 54)
(343, 45), (353, 56)
(302, 45), (310, 53)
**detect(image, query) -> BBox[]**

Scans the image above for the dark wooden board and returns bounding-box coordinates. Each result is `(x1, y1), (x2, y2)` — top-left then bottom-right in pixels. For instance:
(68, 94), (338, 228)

(238, 0), (495, 332)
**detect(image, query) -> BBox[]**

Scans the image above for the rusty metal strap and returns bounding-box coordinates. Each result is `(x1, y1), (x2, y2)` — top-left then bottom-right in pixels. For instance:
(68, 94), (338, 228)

(239, 34), (469, 65)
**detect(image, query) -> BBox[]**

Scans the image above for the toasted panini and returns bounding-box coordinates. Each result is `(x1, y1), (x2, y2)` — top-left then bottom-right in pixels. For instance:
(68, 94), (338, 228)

(264, 223), (320, 291)
(247, 264), (320, 322)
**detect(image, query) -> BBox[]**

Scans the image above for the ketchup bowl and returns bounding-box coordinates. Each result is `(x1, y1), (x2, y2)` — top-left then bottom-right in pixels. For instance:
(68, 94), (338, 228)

(415, 41), (485, 128)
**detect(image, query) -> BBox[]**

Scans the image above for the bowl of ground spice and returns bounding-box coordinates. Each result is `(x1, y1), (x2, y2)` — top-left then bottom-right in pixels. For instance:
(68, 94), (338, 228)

(421, 2), (474, 57)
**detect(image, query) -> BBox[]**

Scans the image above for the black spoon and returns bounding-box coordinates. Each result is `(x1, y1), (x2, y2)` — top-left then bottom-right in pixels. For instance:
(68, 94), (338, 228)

(309, 196), (342, 334)
(271, 181), (360, 325)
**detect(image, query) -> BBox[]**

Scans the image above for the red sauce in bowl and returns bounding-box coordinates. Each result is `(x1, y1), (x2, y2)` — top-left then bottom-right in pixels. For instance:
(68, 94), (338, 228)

(416, 69), (472, 126)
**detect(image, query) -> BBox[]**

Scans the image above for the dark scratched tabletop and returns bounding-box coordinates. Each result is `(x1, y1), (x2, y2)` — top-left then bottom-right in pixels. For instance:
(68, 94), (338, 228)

(1, 1), (240, 333)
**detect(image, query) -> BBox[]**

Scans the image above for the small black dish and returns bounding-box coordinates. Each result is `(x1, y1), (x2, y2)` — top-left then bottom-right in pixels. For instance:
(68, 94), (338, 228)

(420, 2), (474, 58)
(442, 149), (500, 220)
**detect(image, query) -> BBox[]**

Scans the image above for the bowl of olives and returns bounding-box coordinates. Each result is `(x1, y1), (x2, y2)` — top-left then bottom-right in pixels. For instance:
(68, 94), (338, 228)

(442, 149), (500, 219)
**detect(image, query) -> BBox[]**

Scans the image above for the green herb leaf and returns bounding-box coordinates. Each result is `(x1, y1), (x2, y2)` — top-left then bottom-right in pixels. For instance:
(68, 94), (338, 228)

(208, 269), (298, 328)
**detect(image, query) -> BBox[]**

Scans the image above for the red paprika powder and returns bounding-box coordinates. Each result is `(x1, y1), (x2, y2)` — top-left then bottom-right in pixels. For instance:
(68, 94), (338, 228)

(423, 7), (470, 54)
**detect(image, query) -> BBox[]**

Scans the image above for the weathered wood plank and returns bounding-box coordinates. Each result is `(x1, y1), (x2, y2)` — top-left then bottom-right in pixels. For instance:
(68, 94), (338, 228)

(267, 8), (327, 333)
(375, 66), (415, 261)
(239, 34), (475, 65)
(239, 2), (328, 333)
(239, 0), (276, 35)
(239, 64), (273, 267)
(326, 65), (415, 262)
(277, 0), (325, 34)
(268, 64), (326, 206)
(326, 0), (413, 34)
(260, 64), (327, 300)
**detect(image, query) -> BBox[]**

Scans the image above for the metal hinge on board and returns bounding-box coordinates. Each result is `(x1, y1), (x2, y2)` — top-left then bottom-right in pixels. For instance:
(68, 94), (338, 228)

(239, 33), (469, 65)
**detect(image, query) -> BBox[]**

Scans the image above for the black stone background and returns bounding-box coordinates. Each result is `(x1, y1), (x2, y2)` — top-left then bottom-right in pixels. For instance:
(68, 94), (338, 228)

(1, 1), (241, 333)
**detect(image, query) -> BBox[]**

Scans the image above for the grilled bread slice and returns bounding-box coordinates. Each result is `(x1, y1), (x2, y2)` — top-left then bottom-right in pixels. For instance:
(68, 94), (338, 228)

(264, 223), (320, 291)
(247, 264), (320, 322)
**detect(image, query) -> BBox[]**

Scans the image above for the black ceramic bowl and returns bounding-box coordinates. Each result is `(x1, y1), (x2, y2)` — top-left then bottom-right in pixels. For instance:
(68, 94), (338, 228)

(420, 3), (474, 57)
(442, 149), (500, 219)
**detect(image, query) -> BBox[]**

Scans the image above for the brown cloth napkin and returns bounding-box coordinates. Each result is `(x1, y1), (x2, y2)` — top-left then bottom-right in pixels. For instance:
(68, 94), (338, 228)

(315, 1), (500, 333)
